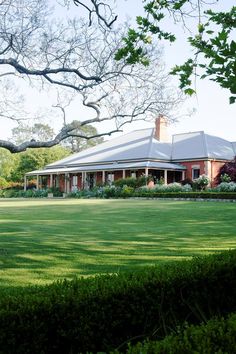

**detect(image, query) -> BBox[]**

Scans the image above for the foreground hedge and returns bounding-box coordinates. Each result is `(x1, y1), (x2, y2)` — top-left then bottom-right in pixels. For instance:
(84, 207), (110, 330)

(134, 191), (236, 200)
(0, 250), (236, 353)
(1, 187), (236, 200)
(126, 312), (236, 354)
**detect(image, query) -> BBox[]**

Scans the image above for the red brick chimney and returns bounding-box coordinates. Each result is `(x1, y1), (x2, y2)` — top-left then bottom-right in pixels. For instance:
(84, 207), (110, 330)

(154, 114), (169, 142)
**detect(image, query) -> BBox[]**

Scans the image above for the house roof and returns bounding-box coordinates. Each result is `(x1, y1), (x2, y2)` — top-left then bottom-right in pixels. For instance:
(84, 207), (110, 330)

(26, 160), (185, 176)
(171, 131), (235, 161)
(27, 127), (235, 176)
(47, 128), (172, 169)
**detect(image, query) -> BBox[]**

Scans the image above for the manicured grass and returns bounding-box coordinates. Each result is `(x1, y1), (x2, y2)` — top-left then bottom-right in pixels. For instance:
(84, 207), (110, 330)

(0, 199), (235, 287)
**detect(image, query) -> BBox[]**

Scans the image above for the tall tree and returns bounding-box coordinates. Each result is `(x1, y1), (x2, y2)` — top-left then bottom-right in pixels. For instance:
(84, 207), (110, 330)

(0, 0), (181, 153)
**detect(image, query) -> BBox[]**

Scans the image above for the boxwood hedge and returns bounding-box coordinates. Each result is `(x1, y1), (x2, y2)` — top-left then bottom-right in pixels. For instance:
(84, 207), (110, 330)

(125, 312), (236, 354)
(0, 250), (235, 353)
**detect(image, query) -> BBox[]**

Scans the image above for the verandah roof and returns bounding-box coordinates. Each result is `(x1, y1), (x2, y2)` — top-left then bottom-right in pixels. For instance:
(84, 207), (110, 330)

(26, 160), (186, 176)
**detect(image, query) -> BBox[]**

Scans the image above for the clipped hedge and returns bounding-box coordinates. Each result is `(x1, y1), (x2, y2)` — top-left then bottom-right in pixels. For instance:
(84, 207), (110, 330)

(134, 191), (236, 200)
(126, 312), (236, 354)
(0, 250), (236, 353)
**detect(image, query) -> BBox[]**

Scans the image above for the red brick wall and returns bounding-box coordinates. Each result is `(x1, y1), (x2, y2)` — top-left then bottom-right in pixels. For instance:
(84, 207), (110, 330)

(180, 161), (205, 180)
(211, 161), (227, 186)
(179, 160), (228, 185)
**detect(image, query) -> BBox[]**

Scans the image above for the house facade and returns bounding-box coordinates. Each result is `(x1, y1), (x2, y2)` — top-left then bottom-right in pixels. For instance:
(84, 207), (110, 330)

(25, 116), (236, 192)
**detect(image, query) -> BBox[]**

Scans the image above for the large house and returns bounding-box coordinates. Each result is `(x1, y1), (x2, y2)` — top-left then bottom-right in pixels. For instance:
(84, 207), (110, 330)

(25, 116), (236, 192)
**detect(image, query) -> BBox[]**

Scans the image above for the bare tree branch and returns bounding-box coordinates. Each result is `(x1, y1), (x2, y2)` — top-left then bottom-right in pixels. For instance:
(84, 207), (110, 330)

(73, 0), (117, 28)
(0, 0), (183, 153)
(0, 58), (102, 82)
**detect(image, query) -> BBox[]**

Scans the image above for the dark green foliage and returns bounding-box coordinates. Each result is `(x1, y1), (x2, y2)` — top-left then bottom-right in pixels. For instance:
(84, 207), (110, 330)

(215, 156), (236, 184)
(116, 1), (236, 102)
(126, 312), (236, 354)
(134, 191), (236, 200)
(114, 176), (147, 188)
(0, 250), (235, 353)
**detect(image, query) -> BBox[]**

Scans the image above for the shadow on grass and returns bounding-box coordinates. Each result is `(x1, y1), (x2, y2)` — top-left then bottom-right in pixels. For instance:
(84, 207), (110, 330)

(0, 199), (235, 286)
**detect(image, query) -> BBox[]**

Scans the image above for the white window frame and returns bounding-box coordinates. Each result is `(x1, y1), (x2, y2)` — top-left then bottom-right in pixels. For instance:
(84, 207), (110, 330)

(72, 175), (78, 187)
(192, 168), (200, 179)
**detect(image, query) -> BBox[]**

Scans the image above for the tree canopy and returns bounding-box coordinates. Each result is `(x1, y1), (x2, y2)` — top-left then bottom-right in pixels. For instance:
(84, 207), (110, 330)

(0, 0), (181, 153)
(75, 1), (236, 103)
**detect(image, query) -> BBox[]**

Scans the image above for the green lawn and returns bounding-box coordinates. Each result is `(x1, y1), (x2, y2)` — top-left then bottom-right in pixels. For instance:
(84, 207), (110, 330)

(0, 198), (235, 287)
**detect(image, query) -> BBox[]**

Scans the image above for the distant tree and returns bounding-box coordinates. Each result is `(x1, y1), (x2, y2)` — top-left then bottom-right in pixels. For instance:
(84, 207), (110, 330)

(63, 124), (104, 152)
(11, 123), (55, 145)
(0, 148), (19, 180)
(215, 157), (236, 184)
(9, 146), (71, 182)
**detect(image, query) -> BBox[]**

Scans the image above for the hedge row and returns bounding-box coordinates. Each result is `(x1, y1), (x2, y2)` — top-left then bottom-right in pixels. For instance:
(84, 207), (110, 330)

(0, 250), (236, 353)
(126, 312), (236, 354)
(133, 191), (236, 200)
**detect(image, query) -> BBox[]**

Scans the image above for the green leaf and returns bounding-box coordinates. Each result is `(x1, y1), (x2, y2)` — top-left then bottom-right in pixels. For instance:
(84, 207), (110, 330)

(229, 96), (236, 104)
(198, 24), (205, 34)
(184, 88), (196, 96)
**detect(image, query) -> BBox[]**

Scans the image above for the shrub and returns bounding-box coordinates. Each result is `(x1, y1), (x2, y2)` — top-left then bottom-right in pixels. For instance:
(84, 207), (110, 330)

(47, 187), (63, 197)
(126, 312), (236, 354)
(180, 177), (193, 186)
(181, 183), (192, 192)
(114, 176), (149, 189)
(220, 173), (231, 183)
(193, 174), (210, 191)
(120, 185), (134, 197)
(165, 182), (183, 192)
(103, 185), (121, 198)
(114, 177), (137, 188)
(0, 250), (235, 353)
(215, 181), (236, 192)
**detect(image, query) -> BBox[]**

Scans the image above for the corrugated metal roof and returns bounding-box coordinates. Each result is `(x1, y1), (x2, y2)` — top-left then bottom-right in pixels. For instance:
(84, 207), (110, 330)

(172, 131), (206, 160)
(47, 128), (172, 168)
(172, 131), (235, 160)
(231, 142), (236, 155)
(26, 128), (235, 177)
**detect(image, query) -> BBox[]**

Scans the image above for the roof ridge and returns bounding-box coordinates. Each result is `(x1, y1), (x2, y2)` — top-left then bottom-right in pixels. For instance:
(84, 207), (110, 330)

(172, 130), (204, 137)
(147, 128), (155, 158)
(202, 131), (209, 158)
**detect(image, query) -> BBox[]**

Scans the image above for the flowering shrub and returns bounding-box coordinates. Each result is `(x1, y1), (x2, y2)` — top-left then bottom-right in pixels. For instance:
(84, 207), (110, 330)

(215, 182), (236, 192)
(165, 182), (183, 192)
(220, 173), (231, 183)
(193, 174), (210, 191)
(181, 183), (193, 192)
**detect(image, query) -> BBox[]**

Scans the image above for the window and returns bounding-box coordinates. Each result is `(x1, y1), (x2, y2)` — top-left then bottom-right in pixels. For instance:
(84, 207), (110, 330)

(192, 168), (200, 179)
(72, 175), (78, 187)
(131, 171), (136, 178)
